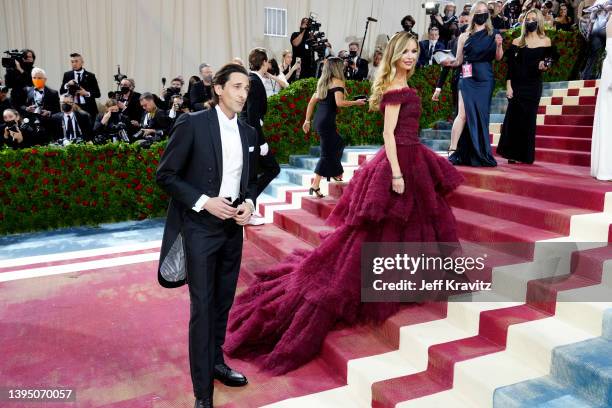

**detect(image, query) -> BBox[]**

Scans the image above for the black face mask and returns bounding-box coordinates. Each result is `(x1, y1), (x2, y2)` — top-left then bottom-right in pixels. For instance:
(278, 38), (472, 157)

(120, 86), (130, 94)
(61, 103), (73, 113)
(473, 12), (489, 25)
(110, 111), (119, 119)
(4, 120), (16, 127)
(526, 21), (538, 32)
(402, 23), (413, 31)
(349, 50), (357, 58)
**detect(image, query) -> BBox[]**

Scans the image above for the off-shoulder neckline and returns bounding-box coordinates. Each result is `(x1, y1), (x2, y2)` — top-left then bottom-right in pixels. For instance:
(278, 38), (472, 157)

(383, 87), (415, 96)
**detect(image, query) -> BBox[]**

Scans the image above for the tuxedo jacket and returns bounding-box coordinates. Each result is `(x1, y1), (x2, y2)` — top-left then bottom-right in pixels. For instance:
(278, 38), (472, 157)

(21, 86), (61, 115)
(156, 108), (259, 288)
(60, 69), (101, 116)
(346, 57), (369, 81)
(418, 40), (446, 67)
(189, 81), (213, 112)
(240, 72), (267, 146)
(139, 109), (171, 133)
(121, 91), (144, 123)
(50, 110), (94, 142)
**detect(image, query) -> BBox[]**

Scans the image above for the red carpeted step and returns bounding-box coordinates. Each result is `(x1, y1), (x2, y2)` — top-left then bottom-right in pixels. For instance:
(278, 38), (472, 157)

(536, 135), (592, 152)
(273, 209), (334, 246)
(551, 96), (597, 105)
(535, 147), (591, 167)
(328, 181), (349, 199)
(449, 185), (590, 235)
(457, 166), (608, 212)
(537, 105), (596, 115)
(452, 207), (560, 244)
(536, 124), (593, 138)
(371, 305), (549, 408)
(245, 224), (313, 261)
(238, 240), (280, 286)
(544, 114), (594, 126)
(301, 196), (337, 219)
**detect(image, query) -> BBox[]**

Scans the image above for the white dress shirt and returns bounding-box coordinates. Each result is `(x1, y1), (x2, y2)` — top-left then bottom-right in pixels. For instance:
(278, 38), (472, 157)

(63, 112), (81, 140)
(192, 105), (253, 213)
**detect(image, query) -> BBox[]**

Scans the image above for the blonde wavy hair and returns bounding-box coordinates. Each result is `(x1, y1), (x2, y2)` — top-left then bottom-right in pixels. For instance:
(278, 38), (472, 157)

(316, 57), (345, 100)
(517, 9), (546, 47)
(467, 1), (494, 36)
(369, 32), (419, 111)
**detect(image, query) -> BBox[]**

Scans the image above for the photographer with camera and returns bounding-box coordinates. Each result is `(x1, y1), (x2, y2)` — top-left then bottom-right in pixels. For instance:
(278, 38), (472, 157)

(431, 3), (459, 45)
(400, 15), (418, 38)
(167, 94), (189, 123)
(93, 99), (131, 144)
(59, 53), (101, 121)
(490, 1), (511, 30)
(1, 108), (41, 149)
(50, 93), (93, 144)
(291, 17), (316, 78)
(0, 87), (12, 125)
(20, 67), (60, 144)
(343, 42), (369, 81)
(115, 77), (144, 125)
(2, 48), (35, 107)
(190, 63), (214, 111)
(131, 92), (171, 147)
(161, 77), (185, 109)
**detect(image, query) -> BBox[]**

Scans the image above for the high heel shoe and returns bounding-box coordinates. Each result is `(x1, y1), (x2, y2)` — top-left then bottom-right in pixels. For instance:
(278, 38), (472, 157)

(309, 187), (324, 198)
(332, 176), (343, 182)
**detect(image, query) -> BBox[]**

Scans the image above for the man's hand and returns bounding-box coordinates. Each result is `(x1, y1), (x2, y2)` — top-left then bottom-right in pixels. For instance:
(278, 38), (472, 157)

(203, 197), (238, 220)
(14, 60), (24, 73)
(432, 88), (442, 101)
(26, 105), (36, 113)
(130, 120), (140, 127)
(9, 130), (23, 143)
(41, 110), (51, 117)
(117, 101), (126, 110)
(77, 88), (89, 97)
(234, 203), (253, 226)
(142, 129), (156, 136)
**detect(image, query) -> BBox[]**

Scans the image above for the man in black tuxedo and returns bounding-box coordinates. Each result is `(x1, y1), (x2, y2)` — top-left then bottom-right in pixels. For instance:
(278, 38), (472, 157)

(189, 63), (214, 111)
(240, 48), (281, 222)
(156, 63), (257, 408)
(50, 93), (93, 143)
(417, 26), (446, 67)
(116, 78), (144, 124)
(60, 53), (101, 120)
(20, 67), (60, 143)
(130, 92), (171, 145)
(345, 42), (369, 81)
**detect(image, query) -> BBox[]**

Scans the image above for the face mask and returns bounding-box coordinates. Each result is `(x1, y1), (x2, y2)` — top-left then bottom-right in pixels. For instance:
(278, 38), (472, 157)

(203, 75), (213, 83)
(61, 103), (72, 113)
(4, 120), (16, 127)
(526, 21), (538, 32)
(171, 86), (181, 93)
(349, 50), (357, 58)
(459, 23), (468, 32)
(32, 78), (46, 89)
(120, 86), (130, 94)
(110, 111), (119, 118)
(402, 23), (413, 31)
(473, 12), (489, 25)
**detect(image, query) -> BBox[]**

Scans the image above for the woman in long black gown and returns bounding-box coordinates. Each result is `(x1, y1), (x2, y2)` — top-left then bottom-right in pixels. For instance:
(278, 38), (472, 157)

(442, 1), (504, 167)
(302, 57), (367, 198)
(497, 9), (557, 164)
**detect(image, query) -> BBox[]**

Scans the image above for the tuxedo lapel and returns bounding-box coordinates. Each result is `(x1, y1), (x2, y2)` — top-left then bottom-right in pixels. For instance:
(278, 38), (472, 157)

(208, 109), (223, 178)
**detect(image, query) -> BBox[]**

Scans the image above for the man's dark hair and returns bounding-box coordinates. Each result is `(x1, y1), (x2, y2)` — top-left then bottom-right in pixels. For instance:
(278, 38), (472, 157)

(70, 52), (82, 58)
(211, 63), (249, 106)
(460, 11), (470, 17)
(21, 48), (36, 60)
(139, 92), (155, 101)
(348, 41), (360, 49)
(171, 77), (184, 86)
(428, 26), (440, 33)
(401, 15), (416, 27)
(248, 48), (268, 71)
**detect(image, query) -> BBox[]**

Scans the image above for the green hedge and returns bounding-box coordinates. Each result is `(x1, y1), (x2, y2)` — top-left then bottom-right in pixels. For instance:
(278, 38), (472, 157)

(0, 30), (586, 234)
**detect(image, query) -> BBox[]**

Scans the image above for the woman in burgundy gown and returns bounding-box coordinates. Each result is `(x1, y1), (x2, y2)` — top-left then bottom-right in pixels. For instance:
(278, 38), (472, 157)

(225, 32), (464, 375)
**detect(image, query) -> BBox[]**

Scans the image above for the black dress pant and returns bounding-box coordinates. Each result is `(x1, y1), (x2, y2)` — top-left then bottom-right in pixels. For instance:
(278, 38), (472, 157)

(256, 152), (280, 197)
(182, 209), (243, 399)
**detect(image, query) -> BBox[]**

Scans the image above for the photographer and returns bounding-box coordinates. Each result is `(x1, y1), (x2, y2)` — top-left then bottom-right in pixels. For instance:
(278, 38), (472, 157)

(60, 53), (101, 121)
(418, 27), (446, 67)
(0, 86), (12, 125)
(131, 92), (171, 146)
(167, 94), (189, 122)
(51, 93), (93, 144)
(490, 1), (511, 30)
(291, 18), (315, 78)
(431, 3), (458, 45)
(504, 0), (523, 26)
(1, 108), (41, 149)
(93, 99), (130, 144)
(400, 15), (418, 38)
(3, 48), (35, 107)
(161, 77), (184, 109)
(189, 63), (214, 111)
(344, 42), (369, 81)
(20, 67), (60, 143)
(116, 78), (143, 124)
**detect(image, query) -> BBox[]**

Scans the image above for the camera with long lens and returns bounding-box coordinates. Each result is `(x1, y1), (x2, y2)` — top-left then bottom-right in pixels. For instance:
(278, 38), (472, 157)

(114, 65), (127, 85)
(1, 49), (25, 69)
(66, 82), (80, 96)
(94, 121), (129, 144)
(422, 2), (441, 16)
(304, 14), (329, 63)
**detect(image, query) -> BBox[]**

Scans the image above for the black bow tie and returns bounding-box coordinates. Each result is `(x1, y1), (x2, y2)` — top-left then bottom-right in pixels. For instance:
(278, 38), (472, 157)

(35, 89), (44, 94)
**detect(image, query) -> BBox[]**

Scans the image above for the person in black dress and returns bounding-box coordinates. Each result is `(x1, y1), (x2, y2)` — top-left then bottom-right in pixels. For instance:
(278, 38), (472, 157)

(497, 9), (557, 164)
(302, 57), (367, 198)
(441, 1), (504, 167)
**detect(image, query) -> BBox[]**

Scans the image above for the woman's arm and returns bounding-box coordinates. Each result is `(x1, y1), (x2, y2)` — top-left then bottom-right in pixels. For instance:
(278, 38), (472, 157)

(275, 72), (289, 89)
(446, 33), (467, 67)
(302, 92), (319, 133)
(334, 89), (367, 108)
(382, 103), (404, 194)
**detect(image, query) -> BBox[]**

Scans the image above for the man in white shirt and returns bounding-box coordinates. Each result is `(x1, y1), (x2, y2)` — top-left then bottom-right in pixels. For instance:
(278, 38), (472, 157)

(59, 53), (101, 121)
(156, 63), (258, 408)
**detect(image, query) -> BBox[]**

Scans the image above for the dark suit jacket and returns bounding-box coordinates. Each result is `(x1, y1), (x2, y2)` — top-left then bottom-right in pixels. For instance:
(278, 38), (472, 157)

(240, 72), (267, 146)
(60, 69), (101, 116)
(136, 109), (171, 139)
(121, 91), (144, 123)
(418, 40), (446, 67)
(20, 86), (61, 142)
(189, 81), (213, 112)
(156, 109), (258, 288)
(50, 110), (94, 142)
(346, 57), (369, 81)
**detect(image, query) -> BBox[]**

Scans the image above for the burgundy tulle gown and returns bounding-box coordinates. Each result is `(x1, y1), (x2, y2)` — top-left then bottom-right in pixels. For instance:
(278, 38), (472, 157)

(225, 87), (464, 374)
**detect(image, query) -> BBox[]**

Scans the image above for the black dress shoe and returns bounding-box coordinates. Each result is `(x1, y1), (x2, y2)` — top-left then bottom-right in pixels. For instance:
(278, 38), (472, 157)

(214, 363), (248, 387)
(194, 396), (212, 408)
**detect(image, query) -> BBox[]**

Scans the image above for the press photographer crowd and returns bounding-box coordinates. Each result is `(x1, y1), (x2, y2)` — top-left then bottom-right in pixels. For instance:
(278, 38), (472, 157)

(0, 0), (605, 152)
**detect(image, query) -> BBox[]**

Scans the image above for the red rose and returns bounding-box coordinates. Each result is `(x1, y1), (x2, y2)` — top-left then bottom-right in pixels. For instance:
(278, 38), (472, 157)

(288, 103), (296, 109)
(4, 162), (12, 168)
(42, 190), (50, 197)
(10, 187), (18, 193)
(97, 165), (104, 172)
(79, 163), (85, 169)
(146, 187), (154, 194)
(146, 204), (153, 210)
(42, 178), (50, 185)
(31, 148), (38, 154)
(281, 113), (288, 118)
(280, 95), (287, 102)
